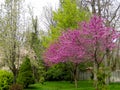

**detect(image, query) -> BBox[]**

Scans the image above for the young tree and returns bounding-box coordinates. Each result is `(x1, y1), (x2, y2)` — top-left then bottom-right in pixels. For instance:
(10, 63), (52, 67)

(30, 16), (45, 82)
(17, 56), (34, 88)
(42, 0), (90, 84)
(44, 31), (84, 88)
(81, 15), (119, 89)
(44, 16), (119, 89)
(79, 1), (120, 81)
(0, 0), (24, 83)
(42, 0), (90, 48)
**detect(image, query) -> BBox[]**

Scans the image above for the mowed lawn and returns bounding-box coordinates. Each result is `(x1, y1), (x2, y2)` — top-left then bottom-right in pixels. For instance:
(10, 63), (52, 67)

(25, 81), (120, 90)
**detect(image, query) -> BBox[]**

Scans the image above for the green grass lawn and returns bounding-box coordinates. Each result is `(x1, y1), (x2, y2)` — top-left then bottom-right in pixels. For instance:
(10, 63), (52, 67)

(25, 81), (120, 90)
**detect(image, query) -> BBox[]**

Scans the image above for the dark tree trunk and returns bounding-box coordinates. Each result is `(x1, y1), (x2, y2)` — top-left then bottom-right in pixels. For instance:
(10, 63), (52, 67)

(74, 64), (78, 88)
(12, 68), (18, 84)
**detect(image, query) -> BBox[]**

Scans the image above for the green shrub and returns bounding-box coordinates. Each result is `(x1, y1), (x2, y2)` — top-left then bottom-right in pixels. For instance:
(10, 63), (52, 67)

(46, 63), (71, 81)
(0, 70), (13, 90)
(17, 56), (34, 88)
(9, 83), (23, 90)
(39, 77), (45, 84)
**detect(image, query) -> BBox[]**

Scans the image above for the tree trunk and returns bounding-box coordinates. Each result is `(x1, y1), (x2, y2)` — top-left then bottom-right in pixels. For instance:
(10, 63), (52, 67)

(11, 63), (18, 84)
(74, 64), (78, 88)
(13, 73), (17, 84)
(74, 75), (78, 88)
(104, 51), (110, 85)
(94, 61), (98, 87)
(12, 69), (18, 84)
(94, 62), (97, 80)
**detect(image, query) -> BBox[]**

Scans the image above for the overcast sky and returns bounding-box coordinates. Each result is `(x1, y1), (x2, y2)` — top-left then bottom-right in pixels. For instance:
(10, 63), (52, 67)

(25, 0), (60, 16)
(24, 0), (60, 31)
(25, 0), (120, 16)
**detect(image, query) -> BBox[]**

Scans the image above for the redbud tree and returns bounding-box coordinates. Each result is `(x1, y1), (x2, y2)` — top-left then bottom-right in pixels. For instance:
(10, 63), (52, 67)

(44, 16), (119, 88)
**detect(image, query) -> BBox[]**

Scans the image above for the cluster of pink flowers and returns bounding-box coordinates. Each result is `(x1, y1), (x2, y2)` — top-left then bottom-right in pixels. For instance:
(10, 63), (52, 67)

(44, 15), (119, 65)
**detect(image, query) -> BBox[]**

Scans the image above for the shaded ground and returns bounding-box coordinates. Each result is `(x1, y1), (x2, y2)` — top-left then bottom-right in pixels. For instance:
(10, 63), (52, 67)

(25, 81), (120, 90)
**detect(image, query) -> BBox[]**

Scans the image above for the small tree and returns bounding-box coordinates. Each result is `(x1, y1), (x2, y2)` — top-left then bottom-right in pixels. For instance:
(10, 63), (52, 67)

(81, 15), (119, 90)
(44, 30), (87, 88)
(42, 0), (90, 48)
(17, 56), (34, 88)
(44, 15), (119, 89)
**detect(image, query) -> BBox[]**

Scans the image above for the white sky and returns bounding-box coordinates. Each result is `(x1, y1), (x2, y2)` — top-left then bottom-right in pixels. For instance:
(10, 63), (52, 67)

(25, 0), (120, 15)
(24, 0), (60, 31)
(25, 0), (60, 16)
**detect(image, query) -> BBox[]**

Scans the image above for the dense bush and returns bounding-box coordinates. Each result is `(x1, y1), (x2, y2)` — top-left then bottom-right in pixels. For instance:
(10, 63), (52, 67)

(45, 62), (93, 81)
(45, 63), (71, 81)
(39, 77), (45, 84)
(0, 70), (13, 90)
(17, 56), (34, 88)
(9, 83), (23, 90)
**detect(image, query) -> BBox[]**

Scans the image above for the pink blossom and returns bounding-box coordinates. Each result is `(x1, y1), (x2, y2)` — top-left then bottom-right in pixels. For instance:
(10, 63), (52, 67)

(44, 15), (119, 65)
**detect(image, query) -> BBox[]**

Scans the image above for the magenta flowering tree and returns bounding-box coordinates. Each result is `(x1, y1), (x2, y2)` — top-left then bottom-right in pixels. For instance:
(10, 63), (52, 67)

(81, 16), (118, 65)
(45, 30), (87, 64)
(44, 15), (119, 88)
(44, 30), (87, 88)
(81, 16), (119, 89)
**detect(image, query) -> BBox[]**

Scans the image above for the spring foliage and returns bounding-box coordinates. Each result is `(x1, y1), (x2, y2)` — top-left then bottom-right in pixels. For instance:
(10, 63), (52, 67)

(42, 0), (90, 48)
(44, 15), (119, 65)
(0, 70), (13, 90)
(17, 56), (34, 88)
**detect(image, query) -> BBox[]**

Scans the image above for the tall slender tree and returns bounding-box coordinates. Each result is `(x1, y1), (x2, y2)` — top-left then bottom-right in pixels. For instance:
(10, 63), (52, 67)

(42, 0), (90, 48)
(30, 16), (45, 82)
(0, 0), (24, 83)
